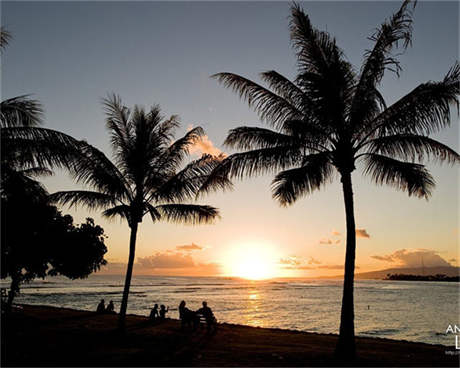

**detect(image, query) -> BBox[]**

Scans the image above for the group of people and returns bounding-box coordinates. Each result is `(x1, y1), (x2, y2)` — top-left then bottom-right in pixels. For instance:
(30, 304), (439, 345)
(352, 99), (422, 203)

(179, 300), (216, 332)
(147, 300), (216, 332)
(96, 298), (216, 332)
(149, 304), (169, 320)
(96, 299), (116, 314)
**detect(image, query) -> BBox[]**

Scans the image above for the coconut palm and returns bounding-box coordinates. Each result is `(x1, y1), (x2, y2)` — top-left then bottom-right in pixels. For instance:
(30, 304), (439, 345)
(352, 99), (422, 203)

(50, 94), (230, 330)
(211, 1), (459, 359)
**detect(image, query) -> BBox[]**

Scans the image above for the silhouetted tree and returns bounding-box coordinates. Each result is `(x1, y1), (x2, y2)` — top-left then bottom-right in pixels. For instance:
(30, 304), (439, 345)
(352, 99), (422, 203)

(211, 1), (459, 359)
(50, 95), (230, 330)
(1, 185), (107, 309)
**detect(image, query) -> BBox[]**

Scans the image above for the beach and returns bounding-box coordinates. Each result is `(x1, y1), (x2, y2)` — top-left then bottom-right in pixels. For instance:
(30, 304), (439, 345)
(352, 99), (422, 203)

(2, 305), (458, 367)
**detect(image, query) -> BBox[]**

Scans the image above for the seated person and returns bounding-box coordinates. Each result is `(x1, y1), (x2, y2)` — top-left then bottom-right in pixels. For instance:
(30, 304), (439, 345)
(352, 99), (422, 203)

(179, 300), (199, 330)
(196, 301), (216, 331)
(159, 304), (169, 319)
(96, 299), (105, 314)
(106, 300), (116, 314)
(149, 304), (159, 320)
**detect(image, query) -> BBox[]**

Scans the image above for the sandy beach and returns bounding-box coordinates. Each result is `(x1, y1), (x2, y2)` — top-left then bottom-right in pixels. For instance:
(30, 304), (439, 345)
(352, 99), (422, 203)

(1, 304), (458, 367)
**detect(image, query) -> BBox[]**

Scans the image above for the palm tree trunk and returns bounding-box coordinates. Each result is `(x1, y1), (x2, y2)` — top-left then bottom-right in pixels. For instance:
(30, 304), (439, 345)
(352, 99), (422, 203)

(117, 222), (138, 331)
(335, 170), (357, 360)
(6, 272), (20, 312)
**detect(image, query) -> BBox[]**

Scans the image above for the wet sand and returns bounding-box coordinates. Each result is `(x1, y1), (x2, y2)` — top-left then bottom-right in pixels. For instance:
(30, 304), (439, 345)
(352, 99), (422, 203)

(1, 304), (458, 367)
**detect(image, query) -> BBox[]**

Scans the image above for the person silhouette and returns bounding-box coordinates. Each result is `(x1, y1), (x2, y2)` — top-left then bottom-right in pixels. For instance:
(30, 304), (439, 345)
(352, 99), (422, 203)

(106, 300), (115, 314)
(159, 304), (169, 319)
(196, 301), (216, 332)
(96, 299), (105, 314)
(150, 304), (159, 320)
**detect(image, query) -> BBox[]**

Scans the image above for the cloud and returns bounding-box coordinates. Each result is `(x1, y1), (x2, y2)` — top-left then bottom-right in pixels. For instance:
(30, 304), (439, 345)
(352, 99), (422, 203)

(281, 266), (316, 270)
(308, 257), (321, 265)
(317, 265), (360, 270)
(371, 249), (453, 268)
(332, 230), (341, 236)
(449, 258), (457, 263)
(279, 256), (302, 266)
(335, 239), (341, 244)
(187, 124), (225, 156)
(138, 253), (194, 268)
(319, 238), (334, 245)
(99, 253), (221, 276)
(176, 243), (203, 252)
(356, 229), (370, 238)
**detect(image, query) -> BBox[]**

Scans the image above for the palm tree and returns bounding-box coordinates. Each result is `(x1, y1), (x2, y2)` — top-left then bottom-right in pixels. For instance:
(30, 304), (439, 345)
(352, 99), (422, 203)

(210, 1), (459, 359)
(50, 94), (230, 330)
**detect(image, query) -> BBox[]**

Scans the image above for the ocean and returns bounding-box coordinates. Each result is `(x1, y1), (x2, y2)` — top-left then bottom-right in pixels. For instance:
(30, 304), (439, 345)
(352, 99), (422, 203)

(2, 275), (458, 346)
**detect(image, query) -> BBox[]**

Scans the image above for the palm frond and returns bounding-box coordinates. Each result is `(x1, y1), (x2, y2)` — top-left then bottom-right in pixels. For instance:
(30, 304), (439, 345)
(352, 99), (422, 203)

(144, 203), (161, 223)
(260, 70), (305, 109)
(0, 95), (44, 127)
(365, 134), (460, 164)
(102, 205), (131, 222)
(290, 2), (343, 76)
(1, 127), (83, 170)
(212, 72), (301, 128)
(224, 126), (299, 150)
(271, 152), (334, 206)
(153, 126), (205, 176)
(50, 190), (119, 210)
(0, 26), (11, 50)
(362, 62), (460, 138)
(155, 204), (219, 225)
(19, 167), (53, 178)
(156, 114), (181, 144)
(213, 146), (303, 180)
(153, 154), (232, 203)
(102, 93), (133, 167)
(363, 153), (434, 199)
(350, 0), (415, 128)
(70, 143), (133, 202)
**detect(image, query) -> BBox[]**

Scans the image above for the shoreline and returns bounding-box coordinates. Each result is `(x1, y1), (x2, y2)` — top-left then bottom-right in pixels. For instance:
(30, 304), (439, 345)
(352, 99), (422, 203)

(2, 304), (458, 367)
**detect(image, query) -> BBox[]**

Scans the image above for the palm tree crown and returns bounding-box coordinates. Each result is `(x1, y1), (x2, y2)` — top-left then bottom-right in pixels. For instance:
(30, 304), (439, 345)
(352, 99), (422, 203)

(211, 0), (459, 359)
(52, 95), (228, 226)
(51, 94), (230, 328)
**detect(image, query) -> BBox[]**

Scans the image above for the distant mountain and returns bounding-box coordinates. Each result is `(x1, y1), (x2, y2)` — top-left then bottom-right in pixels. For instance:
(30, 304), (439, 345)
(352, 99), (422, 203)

(325, 266), (460, 280)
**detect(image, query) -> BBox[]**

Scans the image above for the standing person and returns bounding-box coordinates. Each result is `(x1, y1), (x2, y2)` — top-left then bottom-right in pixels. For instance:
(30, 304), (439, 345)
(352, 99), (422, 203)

(96, 299), (105, 314)
(149, 304), (159, 320)
(159, 305), (169, 319)
(196, 301), (216, 332)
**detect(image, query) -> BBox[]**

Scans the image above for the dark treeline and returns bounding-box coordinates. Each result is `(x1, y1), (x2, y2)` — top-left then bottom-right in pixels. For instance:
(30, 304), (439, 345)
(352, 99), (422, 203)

(384, 273), (460, 282)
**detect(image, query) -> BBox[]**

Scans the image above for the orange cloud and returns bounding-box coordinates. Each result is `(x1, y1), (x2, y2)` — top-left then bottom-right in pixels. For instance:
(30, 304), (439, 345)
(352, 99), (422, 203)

(371, 249), (453, 267)
(187, 124), (225, 156)
(319, 238), (333, 245)
(176, 243), (203, 251)
(356, 229), (370, 238)
(332, 230), (341, 236)
(308, 257), (321, 265)
(98, 251), (222, 276)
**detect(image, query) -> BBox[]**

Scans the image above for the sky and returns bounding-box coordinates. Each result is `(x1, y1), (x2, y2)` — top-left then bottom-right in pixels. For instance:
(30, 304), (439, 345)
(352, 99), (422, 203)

(2, 0), (459, 278)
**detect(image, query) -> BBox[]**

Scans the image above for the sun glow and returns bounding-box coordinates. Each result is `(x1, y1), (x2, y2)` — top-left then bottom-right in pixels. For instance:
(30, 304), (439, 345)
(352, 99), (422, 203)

(223, 242), (280, 280)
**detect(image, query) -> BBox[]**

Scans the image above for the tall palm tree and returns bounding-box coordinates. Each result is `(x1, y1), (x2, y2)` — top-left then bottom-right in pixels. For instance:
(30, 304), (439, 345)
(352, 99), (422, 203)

(50, 95), (230, 330)
(210, 1), (459, 359)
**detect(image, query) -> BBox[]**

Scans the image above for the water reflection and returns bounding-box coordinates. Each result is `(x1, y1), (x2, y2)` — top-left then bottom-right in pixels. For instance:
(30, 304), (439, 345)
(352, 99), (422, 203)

(245, 290), (264, 327)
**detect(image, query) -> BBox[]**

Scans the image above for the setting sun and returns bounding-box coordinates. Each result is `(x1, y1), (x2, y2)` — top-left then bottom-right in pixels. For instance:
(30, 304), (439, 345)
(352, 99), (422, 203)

(223, 242), (280, 280)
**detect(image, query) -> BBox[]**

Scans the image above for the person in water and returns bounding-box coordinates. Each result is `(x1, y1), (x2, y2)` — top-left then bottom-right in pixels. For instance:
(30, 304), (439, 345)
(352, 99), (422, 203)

(196, 301), (216, 332)
(106, 300), (115, 314)
(150, 304), (159, 320)
(159, 305), (169, 319)
(96, 299), (105, 314)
